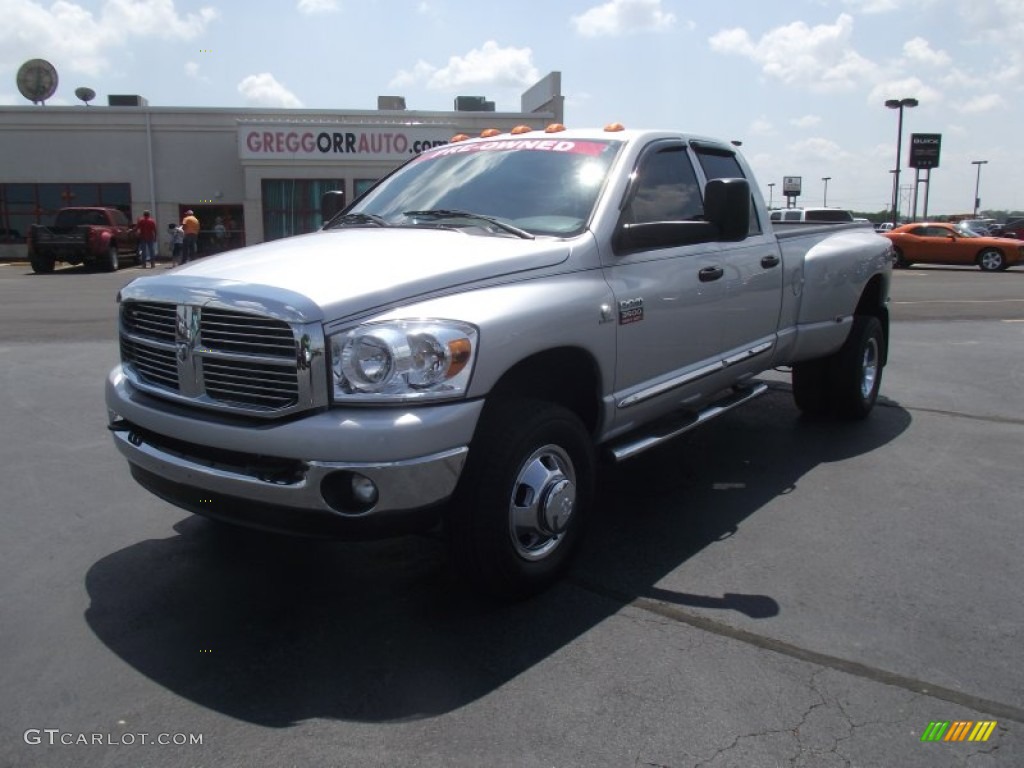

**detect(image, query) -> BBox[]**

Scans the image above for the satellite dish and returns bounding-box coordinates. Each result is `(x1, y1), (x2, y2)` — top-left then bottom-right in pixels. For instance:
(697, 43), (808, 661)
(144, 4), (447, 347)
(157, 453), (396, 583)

(16, 59), (59, 104)
(75, 87), (96, 106)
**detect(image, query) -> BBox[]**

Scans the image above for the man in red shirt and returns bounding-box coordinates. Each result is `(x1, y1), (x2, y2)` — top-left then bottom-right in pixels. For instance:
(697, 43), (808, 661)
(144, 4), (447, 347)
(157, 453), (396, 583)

(135, 210), (158, 268)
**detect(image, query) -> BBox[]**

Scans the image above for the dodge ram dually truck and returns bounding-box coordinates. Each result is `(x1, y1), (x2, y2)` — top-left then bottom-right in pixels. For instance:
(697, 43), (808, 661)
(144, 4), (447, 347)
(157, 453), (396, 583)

(29, 206), (138, 273)
(106, 125), (893, 598)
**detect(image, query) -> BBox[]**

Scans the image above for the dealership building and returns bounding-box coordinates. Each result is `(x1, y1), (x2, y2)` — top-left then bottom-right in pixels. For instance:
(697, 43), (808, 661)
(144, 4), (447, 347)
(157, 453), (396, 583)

(0, 72), (563, 260)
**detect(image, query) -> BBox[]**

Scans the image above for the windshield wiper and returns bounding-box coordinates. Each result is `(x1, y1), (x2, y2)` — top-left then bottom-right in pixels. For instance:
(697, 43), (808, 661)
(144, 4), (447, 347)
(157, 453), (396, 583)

(328, 212), (389, 228)
(402, 209), (535, 240)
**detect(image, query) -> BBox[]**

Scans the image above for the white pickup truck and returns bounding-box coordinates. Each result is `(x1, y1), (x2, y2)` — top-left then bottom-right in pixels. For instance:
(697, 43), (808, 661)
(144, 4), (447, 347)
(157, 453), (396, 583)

(106, 125), (893, 598)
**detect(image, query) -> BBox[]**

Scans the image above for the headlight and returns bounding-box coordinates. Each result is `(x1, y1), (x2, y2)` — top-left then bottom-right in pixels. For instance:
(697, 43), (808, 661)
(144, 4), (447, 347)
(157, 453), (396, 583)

(330, 320), (477, 402)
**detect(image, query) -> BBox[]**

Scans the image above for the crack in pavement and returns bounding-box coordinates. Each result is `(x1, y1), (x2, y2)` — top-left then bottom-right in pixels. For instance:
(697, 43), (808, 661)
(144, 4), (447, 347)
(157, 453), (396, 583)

(570, 577), (1024, 726)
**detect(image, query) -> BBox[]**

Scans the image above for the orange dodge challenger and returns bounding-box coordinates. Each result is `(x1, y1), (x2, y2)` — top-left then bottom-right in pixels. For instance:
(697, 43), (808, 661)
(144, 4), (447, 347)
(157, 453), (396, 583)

(884, 222), (1024, 271)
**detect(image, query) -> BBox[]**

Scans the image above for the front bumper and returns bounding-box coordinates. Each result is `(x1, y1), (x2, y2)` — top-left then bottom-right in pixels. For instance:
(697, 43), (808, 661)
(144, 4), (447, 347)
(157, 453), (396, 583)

(106, 365), (482, 537)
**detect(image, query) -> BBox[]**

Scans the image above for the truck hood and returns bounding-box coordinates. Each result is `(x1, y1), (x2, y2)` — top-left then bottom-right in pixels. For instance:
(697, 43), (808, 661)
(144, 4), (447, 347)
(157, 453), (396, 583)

(146, 227), (572, 321)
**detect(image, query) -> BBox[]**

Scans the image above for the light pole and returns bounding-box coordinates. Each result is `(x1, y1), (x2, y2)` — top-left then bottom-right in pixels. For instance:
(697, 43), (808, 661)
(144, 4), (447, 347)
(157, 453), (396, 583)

(971, 160), (988, 217)
(885, 97), (918, 226)
(822, 176), (831, 207)
(767, 182), (775, 209)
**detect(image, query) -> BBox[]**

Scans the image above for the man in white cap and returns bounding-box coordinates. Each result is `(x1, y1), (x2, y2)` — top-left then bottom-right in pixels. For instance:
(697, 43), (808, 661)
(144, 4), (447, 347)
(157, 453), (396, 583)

(181, 209), (200, 263)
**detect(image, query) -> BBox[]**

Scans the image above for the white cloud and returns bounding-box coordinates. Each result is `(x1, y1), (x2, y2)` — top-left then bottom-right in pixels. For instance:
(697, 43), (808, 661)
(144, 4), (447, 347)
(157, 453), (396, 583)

(709, 14), (877, 92)
(788, 137), (852, 162)
(571, 0), (677, 38)
(790, 114), (821, 128)
(868, 77), (942, 108)
(237, 73), (303, 108)
(902, 37), (950, 67)
(297, 0), (338, 14)
(955, 94), (1005, 114)
(0, 0), (218, 77)
(390, 41), (539, 91)
(749, 117), (774, 135)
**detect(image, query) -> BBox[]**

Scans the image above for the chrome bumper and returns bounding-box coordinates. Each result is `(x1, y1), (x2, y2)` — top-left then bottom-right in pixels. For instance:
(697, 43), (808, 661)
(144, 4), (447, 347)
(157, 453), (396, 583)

(110, 426), (467, 516)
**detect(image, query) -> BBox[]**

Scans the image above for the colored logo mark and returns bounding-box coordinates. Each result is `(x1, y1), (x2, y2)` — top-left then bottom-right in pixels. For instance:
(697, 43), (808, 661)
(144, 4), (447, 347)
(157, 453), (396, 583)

(921, 721), (997, 742)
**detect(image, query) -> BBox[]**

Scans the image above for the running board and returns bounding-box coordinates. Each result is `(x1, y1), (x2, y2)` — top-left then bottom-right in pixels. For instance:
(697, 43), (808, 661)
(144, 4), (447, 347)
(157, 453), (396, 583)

(606, 383), (769, 462)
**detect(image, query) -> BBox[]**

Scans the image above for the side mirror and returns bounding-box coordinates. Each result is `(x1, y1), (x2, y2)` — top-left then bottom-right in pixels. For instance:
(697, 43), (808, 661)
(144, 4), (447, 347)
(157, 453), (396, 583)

(320, 190), (347, 226)
(703, 178), (750, 241)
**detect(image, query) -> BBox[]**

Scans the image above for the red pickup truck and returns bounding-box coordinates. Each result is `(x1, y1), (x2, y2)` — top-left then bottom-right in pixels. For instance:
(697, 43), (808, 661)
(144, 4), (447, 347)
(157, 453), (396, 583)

(28, 207), (139, 273)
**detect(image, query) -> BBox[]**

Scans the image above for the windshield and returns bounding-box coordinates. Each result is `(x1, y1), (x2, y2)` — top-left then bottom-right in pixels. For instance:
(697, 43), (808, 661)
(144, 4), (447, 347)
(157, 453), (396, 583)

(341, 138), (622, 237)
(953, 222), (982, 237)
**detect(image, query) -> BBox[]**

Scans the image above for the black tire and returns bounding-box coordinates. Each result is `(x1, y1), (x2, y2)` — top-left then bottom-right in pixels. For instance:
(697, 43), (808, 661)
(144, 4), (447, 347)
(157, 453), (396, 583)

(791, 358), (830, 416)
(892, 248), (911, 269)
(791, 315), (885, 420)
(830, 315), (885, 419)
(977, 248), (1004, 272)
(30, 255), (55, 274)
(104, 245), (119, 273)
(447, 398), (594, 600)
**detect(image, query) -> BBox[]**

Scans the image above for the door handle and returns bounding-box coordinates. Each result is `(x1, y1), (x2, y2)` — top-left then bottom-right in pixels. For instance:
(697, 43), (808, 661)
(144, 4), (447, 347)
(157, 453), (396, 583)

(761, 255), (780, 269)
(698, 266), (724, 282)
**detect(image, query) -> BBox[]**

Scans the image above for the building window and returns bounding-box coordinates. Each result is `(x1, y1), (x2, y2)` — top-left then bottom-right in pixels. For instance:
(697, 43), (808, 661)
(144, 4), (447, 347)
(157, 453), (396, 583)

(355, 178), (378, 201)
(261, 179), (344, 241)
(0, 182), (131, 243)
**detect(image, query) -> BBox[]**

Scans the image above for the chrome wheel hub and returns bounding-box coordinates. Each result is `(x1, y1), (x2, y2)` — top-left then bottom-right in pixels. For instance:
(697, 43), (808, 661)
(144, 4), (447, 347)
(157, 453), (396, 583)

(508, 444), (576, 561)
(860, 337), (879, 400)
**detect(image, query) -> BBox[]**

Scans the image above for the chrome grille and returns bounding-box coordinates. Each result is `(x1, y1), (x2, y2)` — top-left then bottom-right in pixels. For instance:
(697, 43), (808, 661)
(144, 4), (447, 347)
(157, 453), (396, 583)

(120, 337), (178, 389)
(200, 308), (296, 358)
(119, 299), (322, 417)
(202, 358), (299, 409)
(122, 302), (176, 343)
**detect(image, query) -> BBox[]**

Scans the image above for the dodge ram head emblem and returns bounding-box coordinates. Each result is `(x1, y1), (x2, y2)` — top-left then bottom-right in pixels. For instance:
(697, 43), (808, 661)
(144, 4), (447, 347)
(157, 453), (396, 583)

(175, 305), (199, 362)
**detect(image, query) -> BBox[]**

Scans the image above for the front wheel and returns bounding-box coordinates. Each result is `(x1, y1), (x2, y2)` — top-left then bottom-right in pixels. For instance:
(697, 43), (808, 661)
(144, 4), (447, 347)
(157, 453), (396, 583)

(791, 315), (885, 420)
(977, 248), (1005, 272)
(892, 248), (911, 269)
(447, 399), (594, 600)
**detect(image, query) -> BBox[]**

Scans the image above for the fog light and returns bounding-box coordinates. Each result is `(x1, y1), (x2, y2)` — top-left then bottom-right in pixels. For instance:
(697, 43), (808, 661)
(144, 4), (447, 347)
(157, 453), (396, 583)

(320, 470), (380, 515)
(350, 473), (379, 506)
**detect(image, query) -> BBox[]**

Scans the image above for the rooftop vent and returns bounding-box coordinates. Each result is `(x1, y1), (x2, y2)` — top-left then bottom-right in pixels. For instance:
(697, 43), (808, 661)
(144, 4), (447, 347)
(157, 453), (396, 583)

(454, 96), (494, 112)
(377, 96), (406, 110)
(108, 94), (148, 107)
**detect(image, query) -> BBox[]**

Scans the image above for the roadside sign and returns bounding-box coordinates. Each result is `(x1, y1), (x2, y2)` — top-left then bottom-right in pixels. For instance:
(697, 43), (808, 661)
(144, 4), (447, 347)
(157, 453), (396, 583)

(909, 133), (942, 169)
(783, 176), (802, 197)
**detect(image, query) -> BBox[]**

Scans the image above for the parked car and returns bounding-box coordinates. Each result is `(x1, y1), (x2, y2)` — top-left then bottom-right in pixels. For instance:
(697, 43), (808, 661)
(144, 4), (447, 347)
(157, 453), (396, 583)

(106, 126), (893, 598)
(884, 222), (1024, 271)
(998, 219), (1024, 239)
(28, 207), (139, 273)
(770, 207), (855, 223)
(875, 222), (898, 233)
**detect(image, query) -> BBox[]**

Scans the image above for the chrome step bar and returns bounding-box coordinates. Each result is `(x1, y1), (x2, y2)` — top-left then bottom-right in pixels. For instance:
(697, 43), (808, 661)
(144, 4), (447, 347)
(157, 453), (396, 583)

(606, 382), (769, 462)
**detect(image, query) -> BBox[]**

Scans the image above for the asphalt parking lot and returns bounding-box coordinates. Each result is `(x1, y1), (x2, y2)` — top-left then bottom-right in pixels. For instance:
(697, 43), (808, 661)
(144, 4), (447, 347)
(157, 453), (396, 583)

(0, 260), (1021, 767)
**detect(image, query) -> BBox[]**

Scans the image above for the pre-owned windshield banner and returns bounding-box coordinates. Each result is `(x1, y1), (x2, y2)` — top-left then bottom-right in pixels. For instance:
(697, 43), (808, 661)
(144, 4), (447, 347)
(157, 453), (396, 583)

(416, 139), (612, 161)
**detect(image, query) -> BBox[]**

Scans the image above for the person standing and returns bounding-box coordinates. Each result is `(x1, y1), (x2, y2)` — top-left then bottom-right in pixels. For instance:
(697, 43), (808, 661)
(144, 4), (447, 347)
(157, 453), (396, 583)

(181, 209), (200, 263)
(135, 210), (158, 268)
(167, 222), (184, 267)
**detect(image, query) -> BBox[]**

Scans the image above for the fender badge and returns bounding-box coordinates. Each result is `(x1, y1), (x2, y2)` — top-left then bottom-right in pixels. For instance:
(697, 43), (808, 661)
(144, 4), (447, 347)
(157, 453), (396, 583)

(618, 297), (644, 325)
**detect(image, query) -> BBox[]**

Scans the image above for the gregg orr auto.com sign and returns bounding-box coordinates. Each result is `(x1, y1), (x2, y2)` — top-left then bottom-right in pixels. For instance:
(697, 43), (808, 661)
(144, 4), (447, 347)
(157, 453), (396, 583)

(238, 124), (455, 161)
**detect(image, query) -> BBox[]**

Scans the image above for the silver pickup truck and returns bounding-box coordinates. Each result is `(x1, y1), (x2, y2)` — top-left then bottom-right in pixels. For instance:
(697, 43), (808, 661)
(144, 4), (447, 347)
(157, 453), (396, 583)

(106, 126), (893, 598)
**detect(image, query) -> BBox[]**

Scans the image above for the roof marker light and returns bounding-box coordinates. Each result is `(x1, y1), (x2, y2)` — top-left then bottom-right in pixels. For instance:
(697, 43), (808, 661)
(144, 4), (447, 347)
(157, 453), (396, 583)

(604, 122), (625, 132)
(480, 128), (501, 138)
(450, 133), (471, 143)
(545, 123), (566, 133)
(510, 125), (533, 135)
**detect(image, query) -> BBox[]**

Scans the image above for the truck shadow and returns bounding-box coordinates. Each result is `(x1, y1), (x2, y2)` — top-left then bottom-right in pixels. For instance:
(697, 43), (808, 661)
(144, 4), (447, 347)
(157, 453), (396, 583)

(84, 386), (910, 726)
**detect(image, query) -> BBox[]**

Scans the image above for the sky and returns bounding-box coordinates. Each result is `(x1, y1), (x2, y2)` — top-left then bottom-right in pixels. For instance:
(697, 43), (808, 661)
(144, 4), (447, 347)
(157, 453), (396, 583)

(2, 0), (1022, 216)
